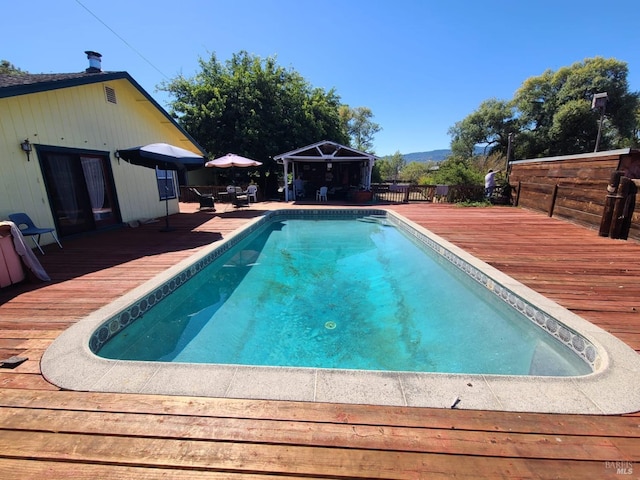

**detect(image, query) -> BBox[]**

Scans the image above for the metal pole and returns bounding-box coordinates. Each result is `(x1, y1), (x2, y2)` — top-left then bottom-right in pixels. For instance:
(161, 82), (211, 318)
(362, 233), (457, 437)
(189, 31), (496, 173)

(594, 108), (605, 152)
(160, 166), (175, 232)
(505, 133), (513, 176)
(592, 92), (607, 153)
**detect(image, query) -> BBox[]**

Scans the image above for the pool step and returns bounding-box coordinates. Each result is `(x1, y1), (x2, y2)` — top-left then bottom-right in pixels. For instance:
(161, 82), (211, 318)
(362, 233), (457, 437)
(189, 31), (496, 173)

(357, 215), (390, 225)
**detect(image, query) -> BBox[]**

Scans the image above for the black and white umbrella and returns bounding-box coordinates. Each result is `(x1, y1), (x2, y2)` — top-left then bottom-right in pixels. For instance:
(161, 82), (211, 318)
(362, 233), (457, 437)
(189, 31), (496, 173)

(117, 143), (205, 231)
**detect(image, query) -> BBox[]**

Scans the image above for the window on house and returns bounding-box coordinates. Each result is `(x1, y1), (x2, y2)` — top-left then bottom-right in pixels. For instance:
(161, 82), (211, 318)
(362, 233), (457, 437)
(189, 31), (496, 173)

(156, 168), (176, 200)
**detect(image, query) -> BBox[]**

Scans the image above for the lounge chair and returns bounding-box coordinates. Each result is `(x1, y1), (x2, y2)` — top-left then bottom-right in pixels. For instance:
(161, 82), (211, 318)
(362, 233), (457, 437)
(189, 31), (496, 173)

(189, 188), (216, 210)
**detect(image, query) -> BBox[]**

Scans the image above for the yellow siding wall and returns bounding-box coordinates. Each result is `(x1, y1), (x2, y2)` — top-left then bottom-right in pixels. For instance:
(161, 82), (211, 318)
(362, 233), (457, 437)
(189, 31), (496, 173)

(0, 78), (201, 240)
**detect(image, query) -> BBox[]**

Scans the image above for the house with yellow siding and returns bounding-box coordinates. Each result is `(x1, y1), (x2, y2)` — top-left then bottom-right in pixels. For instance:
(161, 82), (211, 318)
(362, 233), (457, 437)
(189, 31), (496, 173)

(0, 52), (206, 245)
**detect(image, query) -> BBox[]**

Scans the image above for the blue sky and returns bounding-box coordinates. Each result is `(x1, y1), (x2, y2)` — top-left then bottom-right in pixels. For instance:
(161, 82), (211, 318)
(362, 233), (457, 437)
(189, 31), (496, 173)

(3, 0), (638, 156)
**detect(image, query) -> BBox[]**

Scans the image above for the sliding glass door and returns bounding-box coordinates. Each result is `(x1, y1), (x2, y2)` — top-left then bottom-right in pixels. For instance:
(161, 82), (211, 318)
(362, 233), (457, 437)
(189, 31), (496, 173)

(39, 147), (120, 237)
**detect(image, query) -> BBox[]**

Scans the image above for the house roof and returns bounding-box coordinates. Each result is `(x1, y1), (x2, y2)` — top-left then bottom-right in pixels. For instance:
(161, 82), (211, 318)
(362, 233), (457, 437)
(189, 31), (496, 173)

(0, 71), (207, 156)
(274, 140), (378, 163)
(1, 71), (130, 97)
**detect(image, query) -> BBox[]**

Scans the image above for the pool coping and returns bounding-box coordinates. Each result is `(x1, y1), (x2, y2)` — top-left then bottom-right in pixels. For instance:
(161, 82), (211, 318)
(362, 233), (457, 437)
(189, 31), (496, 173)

(41, 208), (640, 414)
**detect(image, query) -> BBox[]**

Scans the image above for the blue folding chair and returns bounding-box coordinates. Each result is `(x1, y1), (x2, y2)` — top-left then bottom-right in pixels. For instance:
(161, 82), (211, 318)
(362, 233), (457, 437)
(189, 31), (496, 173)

(8, 212), (62, 254)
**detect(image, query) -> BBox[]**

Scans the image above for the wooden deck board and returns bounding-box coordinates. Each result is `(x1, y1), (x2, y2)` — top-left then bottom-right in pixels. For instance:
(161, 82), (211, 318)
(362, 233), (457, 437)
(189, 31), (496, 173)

(1, 406), (638, 461)
(1, 389), (639, 437)
(0, 202), (639, 478)
(0, 430), (606, 480)
(0, 460), (329, 480)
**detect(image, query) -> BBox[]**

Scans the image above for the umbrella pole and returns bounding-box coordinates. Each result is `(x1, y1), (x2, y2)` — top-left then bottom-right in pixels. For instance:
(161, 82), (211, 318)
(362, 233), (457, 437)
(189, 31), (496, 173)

(160, 170), (174, 232)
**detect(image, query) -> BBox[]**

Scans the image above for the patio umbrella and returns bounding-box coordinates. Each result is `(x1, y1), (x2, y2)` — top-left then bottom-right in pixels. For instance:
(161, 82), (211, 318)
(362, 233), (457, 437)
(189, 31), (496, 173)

(206, 154), (263, 201)
(205, 153), (263, 169)
(117, 143), (206, 231)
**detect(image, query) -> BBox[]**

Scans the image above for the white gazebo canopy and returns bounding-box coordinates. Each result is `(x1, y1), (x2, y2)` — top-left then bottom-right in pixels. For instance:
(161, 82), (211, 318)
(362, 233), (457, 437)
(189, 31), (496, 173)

(274, 140), (378, 201)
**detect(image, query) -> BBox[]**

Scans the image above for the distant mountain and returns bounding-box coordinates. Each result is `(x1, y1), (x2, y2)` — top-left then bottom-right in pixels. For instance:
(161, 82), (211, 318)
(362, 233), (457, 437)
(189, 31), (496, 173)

(397, 146), (485, 163)
(402, 149), (451, 162)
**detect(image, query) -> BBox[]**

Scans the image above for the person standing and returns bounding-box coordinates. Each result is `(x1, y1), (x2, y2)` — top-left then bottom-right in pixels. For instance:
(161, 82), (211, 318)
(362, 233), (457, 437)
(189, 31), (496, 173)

(484, 169), (500, 198)
(293, 176), (305, 199)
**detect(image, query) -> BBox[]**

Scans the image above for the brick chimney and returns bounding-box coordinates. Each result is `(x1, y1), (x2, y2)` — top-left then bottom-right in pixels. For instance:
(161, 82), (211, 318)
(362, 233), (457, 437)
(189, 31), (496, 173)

(84, 51), (102, 73)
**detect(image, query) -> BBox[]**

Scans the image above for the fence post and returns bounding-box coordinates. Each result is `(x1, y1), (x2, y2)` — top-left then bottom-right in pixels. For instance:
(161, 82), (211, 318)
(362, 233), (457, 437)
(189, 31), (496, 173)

(599, 171), (623, 237)
(548, 184), (559, 217)
(609, 176), (633, 239)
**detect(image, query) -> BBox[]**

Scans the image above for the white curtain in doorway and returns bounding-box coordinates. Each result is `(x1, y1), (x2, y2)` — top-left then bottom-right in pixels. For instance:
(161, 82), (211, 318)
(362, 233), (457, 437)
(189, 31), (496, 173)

(80, 157), (105, 211)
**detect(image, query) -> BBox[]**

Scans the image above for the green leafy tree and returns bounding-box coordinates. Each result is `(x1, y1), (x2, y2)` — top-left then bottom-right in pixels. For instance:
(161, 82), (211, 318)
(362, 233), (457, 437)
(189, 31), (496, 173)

(160, 51), (349, 193)
(400, 162), (432, 184)
(632, 104), (640, 147)
(0, 60), (25, 74)
(450, 57), (640, 159)
(385, 151), (405, 182)
(448, 99), (518, 158)
(371, 158), (388, 183)
(374, 152), (405, 182)
(514, 57), (639, 157)
(339, 106), (381, 152)
(433, 155), (483, 186)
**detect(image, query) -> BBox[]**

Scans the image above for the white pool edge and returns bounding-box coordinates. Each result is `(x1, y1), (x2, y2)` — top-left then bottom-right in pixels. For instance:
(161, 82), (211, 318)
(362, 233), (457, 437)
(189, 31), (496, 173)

(41, 209), (640, 414)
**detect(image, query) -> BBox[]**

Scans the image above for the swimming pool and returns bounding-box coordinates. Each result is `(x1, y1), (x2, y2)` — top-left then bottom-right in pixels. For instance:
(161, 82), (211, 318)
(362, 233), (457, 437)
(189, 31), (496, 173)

(42, 208), (640, 414)
(96, 214), (590, 376)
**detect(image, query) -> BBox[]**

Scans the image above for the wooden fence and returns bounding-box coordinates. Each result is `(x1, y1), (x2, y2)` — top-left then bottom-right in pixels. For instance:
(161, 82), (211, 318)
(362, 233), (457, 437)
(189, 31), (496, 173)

(180, 184), (486, 205)
(509, 150), (640, 240)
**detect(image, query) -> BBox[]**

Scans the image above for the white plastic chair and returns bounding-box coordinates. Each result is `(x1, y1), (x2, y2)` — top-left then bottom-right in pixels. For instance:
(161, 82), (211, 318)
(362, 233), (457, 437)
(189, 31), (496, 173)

(246, 185), (258, 202)
(316, 186), (328, 202)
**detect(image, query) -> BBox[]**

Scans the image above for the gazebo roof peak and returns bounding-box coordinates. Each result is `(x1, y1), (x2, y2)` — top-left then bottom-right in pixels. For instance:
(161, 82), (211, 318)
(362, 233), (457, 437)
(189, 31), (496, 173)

(274, 140), (378, 163)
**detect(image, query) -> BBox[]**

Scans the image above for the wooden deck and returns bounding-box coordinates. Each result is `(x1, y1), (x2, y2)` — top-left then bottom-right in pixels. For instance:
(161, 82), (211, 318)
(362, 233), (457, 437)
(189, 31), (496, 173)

(1, 202), (639, 479)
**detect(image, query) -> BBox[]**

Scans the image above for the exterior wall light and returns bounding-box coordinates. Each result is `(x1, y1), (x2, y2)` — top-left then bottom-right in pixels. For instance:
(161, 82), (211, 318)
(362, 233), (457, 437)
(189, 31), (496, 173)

(21, 139), (32, 161)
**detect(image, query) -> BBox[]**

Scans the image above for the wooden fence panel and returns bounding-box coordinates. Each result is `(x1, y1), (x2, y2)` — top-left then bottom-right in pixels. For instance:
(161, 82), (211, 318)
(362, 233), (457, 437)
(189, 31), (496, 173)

(553, 205), (602, 229)
(515, 182), (555, 213)
(555, 187), (606, 217)
(510, 154), (640, 240)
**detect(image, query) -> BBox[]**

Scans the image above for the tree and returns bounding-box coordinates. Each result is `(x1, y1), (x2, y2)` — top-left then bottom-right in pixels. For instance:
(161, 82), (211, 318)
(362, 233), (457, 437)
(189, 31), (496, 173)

(339, 106), (381, 152)
(371, 158), (387, 183)
(374, 152), (405, 182)
(432, 155), (483, 186)
(449, 57), (640, 159)
(632, 103), (640, 147)
(0, 60), (25, 75)
(514, 57), (639, 157)
(400, 162), (432, 184)
(448, 99), (517, 158)
(160, 51), (350, 192)
(386, 151), (405, 182)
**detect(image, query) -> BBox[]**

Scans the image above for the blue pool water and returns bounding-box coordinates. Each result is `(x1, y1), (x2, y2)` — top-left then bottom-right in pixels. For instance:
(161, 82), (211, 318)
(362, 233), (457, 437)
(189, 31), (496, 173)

(98, 215), (591, 376)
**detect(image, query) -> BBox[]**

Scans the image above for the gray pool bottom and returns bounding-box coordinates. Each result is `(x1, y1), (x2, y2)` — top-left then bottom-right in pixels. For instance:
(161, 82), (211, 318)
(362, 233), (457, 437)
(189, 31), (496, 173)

(41, 209), (640, 414)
